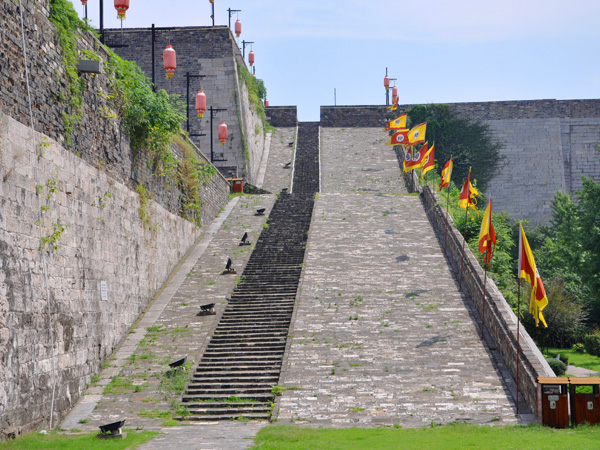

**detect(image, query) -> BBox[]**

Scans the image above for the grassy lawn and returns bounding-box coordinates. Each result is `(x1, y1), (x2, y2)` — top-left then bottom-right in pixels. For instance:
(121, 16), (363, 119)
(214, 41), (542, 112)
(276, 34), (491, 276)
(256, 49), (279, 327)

(0, 429), (158, 450)
(546, 347), (600, 373)
(249, 424), (600, 450)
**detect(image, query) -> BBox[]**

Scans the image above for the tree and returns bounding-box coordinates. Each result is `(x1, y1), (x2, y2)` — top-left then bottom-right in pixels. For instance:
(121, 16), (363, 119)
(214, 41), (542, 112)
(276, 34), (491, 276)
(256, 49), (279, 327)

(407, 104), (504, 192)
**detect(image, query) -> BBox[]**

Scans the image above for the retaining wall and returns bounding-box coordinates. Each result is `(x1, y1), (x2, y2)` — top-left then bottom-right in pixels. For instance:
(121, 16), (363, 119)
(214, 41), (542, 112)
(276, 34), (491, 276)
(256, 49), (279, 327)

(0, 0), (229, 437)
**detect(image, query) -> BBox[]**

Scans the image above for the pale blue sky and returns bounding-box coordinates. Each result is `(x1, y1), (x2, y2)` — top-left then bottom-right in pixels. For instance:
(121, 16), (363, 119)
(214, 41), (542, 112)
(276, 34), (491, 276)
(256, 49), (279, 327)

(68, 0), (600, 121)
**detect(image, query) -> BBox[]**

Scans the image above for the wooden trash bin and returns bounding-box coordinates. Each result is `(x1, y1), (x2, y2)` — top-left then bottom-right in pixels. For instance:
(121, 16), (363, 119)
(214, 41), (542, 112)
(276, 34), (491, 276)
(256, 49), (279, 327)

(569, 377), (600, 426)
(537, 377), (570, 428)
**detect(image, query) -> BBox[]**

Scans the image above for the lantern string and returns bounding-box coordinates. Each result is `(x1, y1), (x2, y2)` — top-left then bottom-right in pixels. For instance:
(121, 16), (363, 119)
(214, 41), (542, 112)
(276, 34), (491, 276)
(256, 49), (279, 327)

(18, 0), (58, 430)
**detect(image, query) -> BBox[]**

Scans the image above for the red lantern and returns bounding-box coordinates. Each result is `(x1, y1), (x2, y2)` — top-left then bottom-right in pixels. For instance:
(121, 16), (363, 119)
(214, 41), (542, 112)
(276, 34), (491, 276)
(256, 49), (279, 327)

(114, 0), (129, 20)
(384, 74), (390, 91)
(163, 45), (176, 79)
(392, 85), (398, 103)
(248, 50), (255, 66)
(265, 99), (269, 107)
(195, 91), (206, 118)
(235, 19), (242, 38)
(209, 0), (214, 3)
(81, 0), (88, 5)
(218, 122), (228, 146)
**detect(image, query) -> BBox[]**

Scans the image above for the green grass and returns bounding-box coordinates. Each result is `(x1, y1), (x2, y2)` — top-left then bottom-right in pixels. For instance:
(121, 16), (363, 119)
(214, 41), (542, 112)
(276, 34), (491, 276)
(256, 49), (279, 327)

(0, 429), (158, 450)
(546, 347), (600, 373)
(248, 424), (600, 449)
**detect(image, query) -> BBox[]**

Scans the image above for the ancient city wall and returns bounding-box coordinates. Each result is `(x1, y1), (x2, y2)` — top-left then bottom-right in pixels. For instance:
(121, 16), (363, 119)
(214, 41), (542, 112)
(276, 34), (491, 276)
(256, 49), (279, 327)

(104, 26), (268, 183)
(0, 0), (229, 437)
(321, 101), (600, 225)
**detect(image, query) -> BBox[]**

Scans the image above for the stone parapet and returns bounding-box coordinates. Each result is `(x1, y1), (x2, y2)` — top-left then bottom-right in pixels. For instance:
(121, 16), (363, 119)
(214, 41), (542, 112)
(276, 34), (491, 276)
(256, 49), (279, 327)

(265, 107), (298, 127)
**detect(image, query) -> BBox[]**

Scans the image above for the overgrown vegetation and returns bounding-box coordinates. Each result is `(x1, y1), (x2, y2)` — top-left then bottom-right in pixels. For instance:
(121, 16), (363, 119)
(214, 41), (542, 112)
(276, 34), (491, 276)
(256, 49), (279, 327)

(48, 0), (217, 228)
(237, 62), (272, 131)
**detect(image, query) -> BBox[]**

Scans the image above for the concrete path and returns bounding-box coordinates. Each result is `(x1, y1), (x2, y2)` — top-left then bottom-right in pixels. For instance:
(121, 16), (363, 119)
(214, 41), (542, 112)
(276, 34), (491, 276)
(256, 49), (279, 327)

(276, 127), (518, 427)
(567, 365), (600, 377)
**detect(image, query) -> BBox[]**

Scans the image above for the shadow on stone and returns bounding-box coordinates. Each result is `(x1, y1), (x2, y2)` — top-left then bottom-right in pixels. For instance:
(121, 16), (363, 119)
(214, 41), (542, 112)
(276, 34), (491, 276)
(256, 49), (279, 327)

(416, 335), (450, 348)
(396, 254), (410, 263)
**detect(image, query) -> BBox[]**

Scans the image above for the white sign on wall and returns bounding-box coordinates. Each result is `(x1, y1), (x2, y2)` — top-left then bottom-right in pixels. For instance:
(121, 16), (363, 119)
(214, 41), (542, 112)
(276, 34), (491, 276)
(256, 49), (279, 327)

(100, 281), (108, 301)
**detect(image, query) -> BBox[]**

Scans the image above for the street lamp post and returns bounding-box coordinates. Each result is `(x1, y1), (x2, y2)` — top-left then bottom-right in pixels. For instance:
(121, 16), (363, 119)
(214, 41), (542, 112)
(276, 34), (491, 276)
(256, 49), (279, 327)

(209, 106), (227, 163)
(241, 40), (254, 60)
(227, 8), (241, 28)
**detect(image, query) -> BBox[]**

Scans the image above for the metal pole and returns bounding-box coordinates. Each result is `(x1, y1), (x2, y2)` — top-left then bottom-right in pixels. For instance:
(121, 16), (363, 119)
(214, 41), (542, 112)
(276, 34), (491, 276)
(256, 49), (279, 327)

(517, 278), (521, 414)
(84, 4), (87, 21)
(459, 204), (468, 287)
(385, 67), (388, 106)
(151, 24), (156, 91)
(481, 259), (488, 339)
(210, 106), (214, 163)
(242, 40), (246, 59)
(99, 0), (104, 43)
(211, 2), (215, 26)
(334, 88), (336, 106)
(186, 72), (190, 132)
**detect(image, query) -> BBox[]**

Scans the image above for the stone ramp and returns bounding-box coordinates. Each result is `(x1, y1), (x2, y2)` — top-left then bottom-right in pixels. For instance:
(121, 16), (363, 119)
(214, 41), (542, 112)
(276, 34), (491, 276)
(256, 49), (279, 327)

(275, 127), (517, 427)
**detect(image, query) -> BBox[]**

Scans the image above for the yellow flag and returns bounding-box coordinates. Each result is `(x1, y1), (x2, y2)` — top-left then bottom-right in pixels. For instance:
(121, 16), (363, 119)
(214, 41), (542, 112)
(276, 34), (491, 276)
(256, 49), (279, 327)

(408, 122), (426, 145)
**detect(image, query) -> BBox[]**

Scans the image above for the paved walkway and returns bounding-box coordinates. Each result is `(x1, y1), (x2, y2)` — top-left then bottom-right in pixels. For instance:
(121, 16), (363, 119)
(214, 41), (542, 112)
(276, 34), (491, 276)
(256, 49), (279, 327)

(276, 127), (517, 427)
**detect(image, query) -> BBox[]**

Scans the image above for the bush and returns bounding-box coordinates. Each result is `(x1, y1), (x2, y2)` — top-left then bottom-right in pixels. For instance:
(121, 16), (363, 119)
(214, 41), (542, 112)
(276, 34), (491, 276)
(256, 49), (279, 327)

(546, 357), (567, 376)
(583, 330), (600, 357)
(572, 343), (585, 353)
(547, 352), (569, 366)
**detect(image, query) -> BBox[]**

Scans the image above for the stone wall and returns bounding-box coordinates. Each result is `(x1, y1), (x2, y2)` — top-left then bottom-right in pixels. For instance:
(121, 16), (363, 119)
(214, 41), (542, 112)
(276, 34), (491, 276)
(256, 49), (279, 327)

(398, 160), (553, 419)
(321, 101), (600, 225)
(0, 0), (230, 437)
(265, 106), (298, 127)
(104, 26), (268, 184)
(0, 114), (205, 437)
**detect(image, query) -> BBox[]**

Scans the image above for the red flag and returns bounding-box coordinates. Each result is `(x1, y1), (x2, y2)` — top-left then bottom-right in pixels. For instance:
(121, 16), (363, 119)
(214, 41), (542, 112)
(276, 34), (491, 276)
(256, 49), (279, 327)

(386, 129), (410, 146)
(420, 143), (435, 178)
(403, 142), (428, 172)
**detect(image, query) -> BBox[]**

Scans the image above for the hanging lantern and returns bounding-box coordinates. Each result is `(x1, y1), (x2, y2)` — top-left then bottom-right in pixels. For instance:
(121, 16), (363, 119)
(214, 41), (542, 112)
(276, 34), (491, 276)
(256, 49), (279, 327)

(265, 99), (269, 107)
(163, 45), (176, 79)
(392, 85), (398, 103)
(195, 91), (207, 118)
(248, 50), (255, 67)
(235, 19), (242, 38)
(114, 0), (129, 20)
(81, 0), (88, 5)
(209, 0), (214, 3)
(218, 122), (228, 146)
(384, 74), (390, 91)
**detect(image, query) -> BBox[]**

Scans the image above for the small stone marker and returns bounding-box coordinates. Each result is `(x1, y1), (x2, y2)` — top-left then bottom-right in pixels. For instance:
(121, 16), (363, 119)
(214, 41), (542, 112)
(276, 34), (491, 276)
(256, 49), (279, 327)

(100, 281), (108, 301)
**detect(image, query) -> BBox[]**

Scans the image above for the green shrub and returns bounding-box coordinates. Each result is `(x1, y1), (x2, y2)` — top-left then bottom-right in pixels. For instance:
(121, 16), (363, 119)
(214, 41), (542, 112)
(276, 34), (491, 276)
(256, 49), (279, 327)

(583, 330), (600, 357)
(547, 352), (569, 366)
(546, 357), (567, 376)
(572, 343), (585, 353)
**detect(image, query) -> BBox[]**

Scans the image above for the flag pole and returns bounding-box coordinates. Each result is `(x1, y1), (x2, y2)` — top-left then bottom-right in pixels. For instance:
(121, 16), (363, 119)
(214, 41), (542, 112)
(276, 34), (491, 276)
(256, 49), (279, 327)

(458, 202), (469, 286)
(481, 255), (488, 339)
(516, 277), (521, 415)
(444, 186), (450, 252)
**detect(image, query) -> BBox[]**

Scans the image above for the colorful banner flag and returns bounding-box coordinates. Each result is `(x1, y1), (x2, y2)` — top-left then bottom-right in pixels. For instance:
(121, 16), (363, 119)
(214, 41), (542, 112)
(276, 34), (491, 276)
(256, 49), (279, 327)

(386, 129), (410, 146)
(403, 142), (427, 172)
(439, 156), (453, 191)
(387, 97), (399, 111)
(385, 113), (407, 131)
(518, 224), (548, 327)
(458, 168), (479, 216)
(478, 199), (496, 265)
(408, 122), (427, 145)
(420, 143), (435, 178)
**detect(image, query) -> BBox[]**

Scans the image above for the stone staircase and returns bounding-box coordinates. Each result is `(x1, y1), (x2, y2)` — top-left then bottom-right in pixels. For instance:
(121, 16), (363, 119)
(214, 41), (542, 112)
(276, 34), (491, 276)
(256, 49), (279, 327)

(182, 123), (319, 420)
